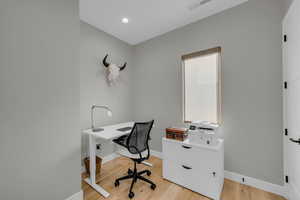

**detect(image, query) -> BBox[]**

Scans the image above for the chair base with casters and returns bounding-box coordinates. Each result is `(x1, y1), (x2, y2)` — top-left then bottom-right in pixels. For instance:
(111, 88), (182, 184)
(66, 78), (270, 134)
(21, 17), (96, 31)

(113, 120), (156, 199)
(114, 159), (156, 198)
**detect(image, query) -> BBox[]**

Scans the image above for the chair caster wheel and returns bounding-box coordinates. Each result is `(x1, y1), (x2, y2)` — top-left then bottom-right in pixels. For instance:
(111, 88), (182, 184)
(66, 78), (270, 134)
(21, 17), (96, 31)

(114, 180), (120, 187)
(146, 171), (151, 176)
(151, 184), (156, 190)
(128, 169), (133, 175)
(129, 191), (135, 198)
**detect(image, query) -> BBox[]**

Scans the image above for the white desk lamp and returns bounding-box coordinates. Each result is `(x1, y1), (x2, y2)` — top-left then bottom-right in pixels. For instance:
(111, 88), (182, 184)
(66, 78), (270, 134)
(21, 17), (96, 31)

(91, 104), (112, 132)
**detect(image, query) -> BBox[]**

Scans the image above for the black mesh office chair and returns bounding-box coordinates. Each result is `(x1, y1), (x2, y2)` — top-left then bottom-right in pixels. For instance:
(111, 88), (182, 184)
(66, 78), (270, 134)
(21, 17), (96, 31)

(113, 120), (156, 198)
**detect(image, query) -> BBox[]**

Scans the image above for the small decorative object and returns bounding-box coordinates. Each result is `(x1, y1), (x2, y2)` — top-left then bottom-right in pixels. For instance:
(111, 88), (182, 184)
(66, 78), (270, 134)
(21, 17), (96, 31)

(165, 127), (188, 141)
(188, 121), (219, 145)
(102, 54), (127, 85)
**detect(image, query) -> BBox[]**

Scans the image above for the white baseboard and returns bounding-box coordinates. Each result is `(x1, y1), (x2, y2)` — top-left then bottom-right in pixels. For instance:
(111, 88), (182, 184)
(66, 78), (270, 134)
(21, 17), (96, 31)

(102, 153), (120, 163)
(65, 190), (83, 200)
(150, 149), (163, 159)
(288, 181), (300, 200)
(224, 171), (287, 198)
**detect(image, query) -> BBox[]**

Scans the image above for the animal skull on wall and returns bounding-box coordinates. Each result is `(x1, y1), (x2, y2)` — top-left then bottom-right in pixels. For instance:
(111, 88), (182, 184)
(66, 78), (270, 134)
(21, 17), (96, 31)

(102, 54), (127, 85)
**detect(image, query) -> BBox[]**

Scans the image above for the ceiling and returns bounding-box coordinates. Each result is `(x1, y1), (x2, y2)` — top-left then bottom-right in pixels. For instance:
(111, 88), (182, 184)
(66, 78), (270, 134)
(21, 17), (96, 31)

(80, 0), (248, 45)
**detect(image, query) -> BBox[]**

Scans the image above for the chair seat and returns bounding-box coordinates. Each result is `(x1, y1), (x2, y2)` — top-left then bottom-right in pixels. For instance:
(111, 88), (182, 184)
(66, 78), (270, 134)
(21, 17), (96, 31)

(113, 134), (149, 160)
(115, 143), (148, 160)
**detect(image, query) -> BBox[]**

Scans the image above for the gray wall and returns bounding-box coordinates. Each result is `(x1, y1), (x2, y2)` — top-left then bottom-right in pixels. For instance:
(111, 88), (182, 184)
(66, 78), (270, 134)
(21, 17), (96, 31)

(132, 0), (284, 185)
(284, 0), (295, 15)
(0, 1), (80, 200)
(80, 22), (134, 158)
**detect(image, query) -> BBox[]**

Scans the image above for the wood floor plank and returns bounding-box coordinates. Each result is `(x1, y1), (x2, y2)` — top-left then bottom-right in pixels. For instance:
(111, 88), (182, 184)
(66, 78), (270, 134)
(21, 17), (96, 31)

(82, 156), (286, 200)
(221, 179), (239, 200)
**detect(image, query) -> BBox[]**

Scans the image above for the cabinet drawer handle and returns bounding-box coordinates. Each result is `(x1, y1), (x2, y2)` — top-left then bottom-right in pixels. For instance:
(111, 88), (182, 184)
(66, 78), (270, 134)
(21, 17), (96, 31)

(182, 145), (192, 149)
(182, 165), (192, 170)
(290, 138), (300, 144)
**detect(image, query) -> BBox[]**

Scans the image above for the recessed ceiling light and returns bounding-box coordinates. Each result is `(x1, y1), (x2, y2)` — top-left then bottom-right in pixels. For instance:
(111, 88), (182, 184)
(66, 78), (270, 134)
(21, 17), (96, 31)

(121, 18), (129, 24)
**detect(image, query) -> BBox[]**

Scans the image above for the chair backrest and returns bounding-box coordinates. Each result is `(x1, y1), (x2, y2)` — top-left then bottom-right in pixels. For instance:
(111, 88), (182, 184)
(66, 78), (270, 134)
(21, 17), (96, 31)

(126, 120), (154, 155)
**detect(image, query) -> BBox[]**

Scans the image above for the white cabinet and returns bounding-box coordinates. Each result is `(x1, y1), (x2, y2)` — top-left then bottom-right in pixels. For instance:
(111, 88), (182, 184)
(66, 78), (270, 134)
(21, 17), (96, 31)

(162, 138), (224, 200)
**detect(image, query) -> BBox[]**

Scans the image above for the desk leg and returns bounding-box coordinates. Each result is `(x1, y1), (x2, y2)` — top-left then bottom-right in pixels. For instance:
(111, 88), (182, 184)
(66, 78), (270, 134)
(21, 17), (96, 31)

(84, 134), (110, 198)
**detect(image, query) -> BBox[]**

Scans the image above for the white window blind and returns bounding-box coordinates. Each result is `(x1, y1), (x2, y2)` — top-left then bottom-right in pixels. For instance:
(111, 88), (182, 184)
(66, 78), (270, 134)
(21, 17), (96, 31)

(182, 47), (221, 123)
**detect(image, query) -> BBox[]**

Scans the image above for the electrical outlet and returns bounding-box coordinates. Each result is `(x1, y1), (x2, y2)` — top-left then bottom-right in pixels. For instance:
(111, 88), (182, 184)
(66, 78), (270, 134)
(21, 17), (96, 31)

(96, 144), (101, 150)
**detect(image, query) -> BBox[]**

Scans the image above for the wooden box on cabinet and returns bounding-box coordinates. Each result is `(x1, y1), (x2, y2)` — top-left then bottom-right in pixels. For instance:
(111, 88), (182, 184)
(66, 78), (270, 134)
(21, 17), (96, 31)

(165, 127), (188, 141)
(162, 137), (224, 200)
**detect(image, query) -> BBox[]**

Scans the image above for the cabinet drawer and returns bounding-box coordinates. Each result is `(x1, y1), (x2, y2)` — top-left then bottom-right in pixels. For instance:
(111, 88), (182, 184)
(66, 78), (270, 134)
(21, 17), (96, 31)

(162, 138), (219, 168)
(163, 159), (219, 199)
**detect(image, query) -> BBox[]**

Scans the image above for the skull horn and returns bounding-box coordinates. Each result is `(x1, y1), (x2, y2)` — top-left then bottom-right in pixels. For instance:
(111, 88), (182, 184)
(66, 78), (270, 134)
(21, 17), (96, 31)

(119, 62), (127, 71)
(102, 54), (110, 67)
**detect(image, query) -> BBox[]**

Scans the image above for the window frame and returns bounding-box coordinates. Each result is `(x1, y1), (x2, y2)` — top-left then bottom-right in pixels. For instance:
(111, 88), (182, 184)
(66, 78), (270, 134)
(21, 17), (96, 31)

(181, 47), (222, 124)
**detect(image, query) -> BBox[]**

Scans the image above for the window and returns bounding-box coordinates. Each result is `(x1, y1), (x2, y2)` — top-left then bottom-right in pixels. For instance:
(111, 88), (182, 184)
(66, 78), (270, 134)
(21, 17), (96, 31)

(182, 47), (221, 124)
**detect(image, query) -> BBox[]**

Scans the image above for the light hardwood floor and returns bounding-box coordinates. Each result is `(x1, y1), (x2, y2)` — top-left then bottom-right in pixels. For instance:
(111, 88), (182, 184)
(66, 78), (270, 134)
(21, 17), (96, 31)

(82, 156), (286, 200)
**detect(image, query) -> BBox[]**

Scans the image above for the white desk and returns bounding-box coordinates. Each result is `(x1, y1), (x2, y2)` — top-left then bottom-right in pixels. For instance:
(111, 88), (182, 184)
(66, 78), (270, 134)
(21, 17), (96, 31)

(83, 122), (134, 198)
